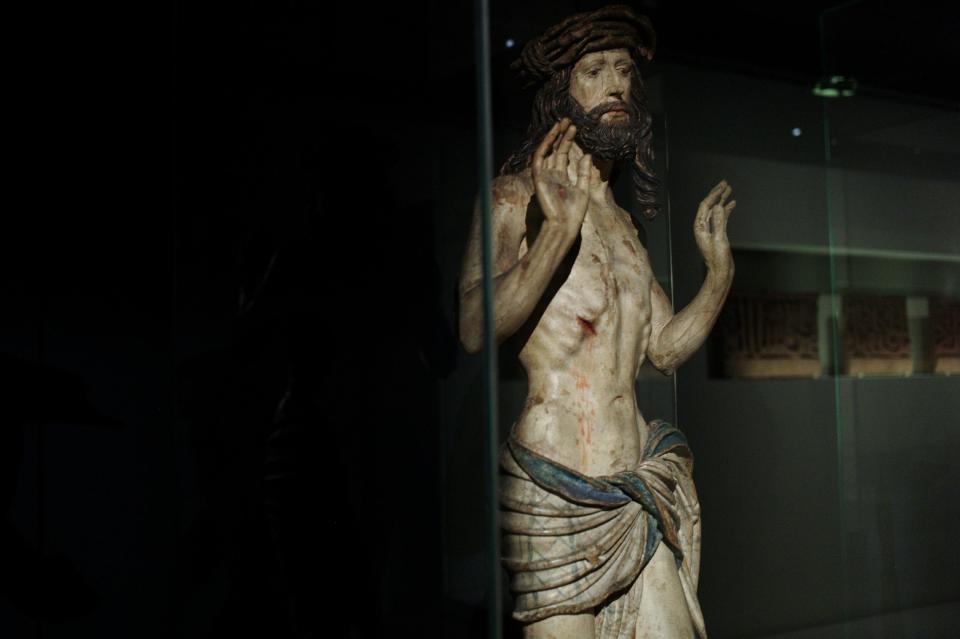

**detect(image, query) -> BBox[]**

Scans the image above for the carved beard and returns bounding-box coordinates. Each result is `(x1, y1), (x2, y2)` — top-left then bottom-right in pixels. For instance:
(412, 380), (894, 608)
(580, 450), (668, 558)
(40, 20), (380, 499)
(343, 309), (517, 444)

(563, 94), (642, 162)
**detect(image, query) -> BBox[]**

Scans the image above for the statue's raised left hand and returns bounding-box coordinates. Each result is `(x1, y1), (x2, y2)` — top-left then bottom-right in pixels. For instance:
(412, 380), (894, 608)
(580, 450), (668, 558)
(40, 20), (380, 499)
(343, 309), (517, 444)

(694, 180), (736, 277)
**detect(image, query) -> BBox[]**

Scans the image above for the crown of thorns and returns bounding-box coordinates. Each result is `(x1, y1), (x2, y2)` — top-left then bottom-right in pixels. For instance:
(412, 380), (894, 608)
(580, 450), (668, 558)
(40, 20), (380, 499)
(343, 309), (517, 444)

(511, 5), (656, 87)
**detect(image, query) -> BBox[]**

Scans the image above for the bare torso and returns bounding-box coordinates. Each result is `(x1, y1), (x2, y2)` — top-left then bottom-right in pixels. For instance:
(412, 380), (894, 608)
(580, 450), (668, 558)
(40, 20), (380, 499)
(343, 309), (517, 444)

(511, 170), (654, 476)
(459, 123), (732, 637)
(506, 170), (696, 638)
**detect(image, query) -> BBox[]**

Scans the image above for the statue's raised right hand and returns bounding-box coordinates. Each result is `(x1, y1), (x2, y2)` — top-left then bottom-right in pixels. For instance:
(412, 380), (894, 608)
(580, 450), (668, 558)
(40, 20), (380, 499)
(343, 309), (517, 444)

(533, 118), (594, 237)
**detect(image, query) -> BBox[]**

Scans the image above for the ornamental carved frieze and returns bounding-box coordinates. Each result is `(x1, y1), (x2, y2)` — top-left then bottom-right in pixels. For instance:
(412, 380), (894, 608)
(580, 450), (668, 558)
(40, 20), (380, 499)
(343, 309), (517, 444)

(931, 297), (960, 375)
(719, 293), (820, 378)
(842, 295), (911, 376)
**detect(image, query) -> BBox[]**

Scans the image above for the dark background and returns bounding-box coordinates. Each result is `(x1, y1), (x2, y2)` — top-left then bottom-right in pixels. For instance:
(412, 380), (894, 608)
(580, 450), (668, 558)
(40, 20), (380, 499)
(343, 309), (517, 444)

(2, 1), (957, 637)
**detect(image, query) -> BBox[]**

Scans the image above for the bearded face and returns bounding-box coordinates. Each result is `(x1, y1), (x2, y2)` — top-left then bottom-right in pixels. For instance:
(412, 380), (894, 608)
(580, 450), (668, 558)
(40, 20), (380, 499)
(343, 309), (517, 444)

(500, 46), (659, 218)
(563, 48), (644, 161)
(562, 92), (642, 162)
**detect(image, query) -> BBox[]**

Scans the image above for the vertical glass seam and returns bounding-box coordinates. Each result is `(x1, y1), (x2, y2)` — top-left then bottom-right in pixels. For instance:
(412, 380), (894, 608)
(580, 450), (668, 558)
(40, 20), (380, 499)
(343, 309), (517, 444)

(473, 0), (501, 636)
(662, 109), (679, 426)
(819, 4), (861, 632)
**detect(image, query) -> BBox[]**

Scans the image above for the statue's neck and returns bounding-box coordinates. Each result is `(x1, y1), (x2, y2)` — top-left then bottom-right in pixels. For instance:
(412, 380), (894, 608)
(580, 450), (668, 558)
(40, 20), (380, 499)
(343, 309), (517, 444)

(568, 142), (615, 183)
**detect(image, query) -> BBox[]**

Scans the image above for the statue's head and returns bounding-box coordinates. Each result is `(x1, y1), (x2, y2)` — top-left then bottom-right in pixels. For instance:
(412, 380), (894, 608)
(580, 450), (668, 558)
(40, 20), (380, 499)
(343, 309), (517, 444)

(501, 5), (660, 220)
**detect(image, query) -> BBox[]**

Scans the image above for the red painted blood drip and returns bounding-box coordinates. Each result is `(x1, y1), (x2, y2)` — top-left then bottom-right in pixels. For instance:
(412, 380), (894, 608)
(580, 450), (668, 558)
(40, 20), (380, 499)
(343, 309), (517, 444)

(577, 316), (597, 335)
(558, 186), (567, 199)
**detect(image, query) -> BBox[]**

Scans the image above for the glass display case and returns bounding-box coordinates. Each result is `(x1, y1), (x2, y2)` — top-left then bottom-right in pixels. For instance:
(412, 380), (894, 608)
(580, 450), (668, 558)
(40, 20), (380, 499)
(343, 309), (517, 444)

(661, 44), (959, 639)
(453, 2), (959, 638)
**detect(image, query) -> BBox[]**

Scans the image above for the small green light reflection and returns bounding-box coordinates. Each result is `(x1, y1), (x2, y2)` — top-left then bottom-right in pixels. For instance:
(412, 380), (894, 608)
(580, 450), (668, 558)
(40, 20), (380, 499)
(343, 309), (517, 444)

(813, 75), (857, 98)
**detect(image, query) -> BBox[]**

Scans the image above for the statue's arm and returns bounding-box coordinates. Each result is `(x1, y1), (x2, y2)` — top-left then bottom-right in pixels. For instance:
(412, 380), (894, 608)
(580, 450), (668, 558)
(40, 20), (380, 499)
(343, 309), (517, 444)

(646, 180), (736, 374)
(457, 176), (579, 354)
(459, 119), (596, 354)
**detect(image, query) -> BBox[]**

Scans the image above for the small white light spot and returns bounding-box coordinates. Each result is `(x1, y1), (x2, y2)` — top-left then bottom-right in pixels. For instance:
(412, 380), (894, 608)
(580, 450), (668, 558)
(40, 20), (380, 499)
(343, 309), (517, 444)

(791, 127), (802, 137)
(505, 38), (515, 49)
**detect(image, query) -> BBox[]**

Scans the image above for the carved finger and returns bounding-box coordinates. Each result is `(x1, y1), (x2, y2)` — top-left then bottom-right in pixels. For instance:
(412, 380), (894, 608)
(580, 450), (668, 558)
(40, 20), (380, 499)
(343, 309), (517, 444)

(718, 200), (736, 234)
(569, 140), (585, 161)
(548, 119), (572, 169)
(710, 206), (724, 236)
(696, 180), (727, 234)
(699, 180), (726, 212)
(555, 124), (577, 173)
(534, 121), (562, 174)
(589, 161), (601, 192)
(694, 200), (711, 234)
(553, 119), (570, 152)
(576, 152), (591, 187)
(718, 183), (732, 208)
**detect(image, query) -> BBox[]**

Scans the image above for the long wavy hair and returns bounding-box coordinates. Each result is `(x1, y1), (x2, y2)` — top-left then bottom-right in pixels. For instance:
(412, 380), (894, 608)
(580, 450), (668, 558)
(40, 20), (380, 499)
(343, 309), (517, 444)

(500, 63), (659, 220)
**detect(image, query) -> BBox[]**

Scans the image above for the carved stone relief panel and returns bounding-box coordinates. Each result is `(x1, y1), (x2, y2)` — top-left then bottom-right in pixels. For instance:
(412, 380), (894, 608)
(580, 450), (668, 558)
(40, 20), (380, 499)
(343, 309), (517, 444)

(842, 295), (912, 376)
(719, 293), (820, 378)
(931, 297), (960, 375)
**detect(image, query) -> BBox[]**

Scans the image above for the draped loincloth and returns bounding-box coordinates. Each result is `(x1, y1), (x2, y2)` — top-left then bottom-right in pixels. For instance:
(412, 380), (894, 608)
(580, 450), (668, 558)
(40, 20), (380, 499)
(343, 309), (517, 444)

(500, 420), (707, 638)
